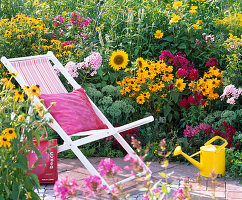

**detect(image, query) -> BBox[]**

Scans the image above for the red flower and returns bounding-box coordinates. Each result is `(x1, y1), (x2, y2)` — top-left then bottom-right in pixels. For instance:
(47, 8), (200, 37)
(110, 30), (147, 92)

(189, 69), (199, 81)
(206, 58), (219, 67)
(159, 50), (174, 64)
(187, 95), (196, 105)
(179, 98), (189, 108)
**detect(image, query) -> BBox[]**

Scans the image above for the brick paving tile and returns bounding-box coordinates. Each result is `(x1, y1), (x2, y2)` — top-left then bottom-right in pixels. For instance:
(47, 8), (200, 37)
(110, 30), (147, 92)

(36, 159), (242, 200)
(207, 181), (225, 192)
(226, 179), (242, 191)
(226, 192), (242, 200)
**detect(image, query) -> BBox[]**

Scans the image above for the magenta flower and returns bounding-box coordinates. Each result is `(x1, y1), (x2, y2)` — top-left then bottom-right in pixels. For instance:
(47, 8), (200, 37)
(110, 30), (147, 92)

(98, 158), (122, 177)
(124, 153), (145, 175)
(189, 69), (199, 81)
(206, 58), (219, 68)
(53, 176), (79, 200)
(81, 175), (108, 198)
(159, 50), (174, 64)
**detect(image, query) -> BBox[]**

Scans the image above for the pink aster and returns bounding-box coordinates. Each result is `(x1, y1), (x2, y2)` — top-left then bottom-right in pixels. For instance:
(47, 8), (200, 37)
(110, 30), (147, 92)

(98, 158), (122, 177)
(81, 175), (108, 198)
(53, 176), (79, 200)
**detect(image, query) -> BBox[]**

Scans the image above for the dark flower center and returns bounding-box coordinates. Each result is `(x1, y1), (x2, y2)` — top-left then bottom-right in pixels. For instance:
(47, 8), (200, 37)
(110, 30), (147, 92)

(3, 137), (7, 141)
(18, 91), (22, 95)
(9, 130), (13, 134)
(114, 55), (124, 65)
(32, 89), (36, 92)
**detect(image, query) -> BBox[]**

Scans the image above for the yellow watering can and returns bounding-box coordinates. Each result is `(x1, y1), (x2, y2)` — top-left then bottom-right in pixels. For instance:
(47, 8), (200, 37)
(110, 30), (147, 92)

(173, 136), (228, 177)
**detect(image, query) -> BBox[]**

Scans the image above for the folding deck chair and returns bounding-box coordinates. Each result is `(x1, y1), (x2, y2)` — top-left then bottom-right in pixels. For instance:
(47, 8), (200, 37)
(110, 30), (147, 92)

(1, 51), (154, 191)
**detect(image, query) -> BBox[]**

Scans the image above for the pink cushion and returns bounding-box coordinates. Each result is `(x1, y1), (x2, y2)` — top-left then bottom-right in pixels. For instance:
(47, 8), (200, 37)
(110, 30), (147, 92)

(39, 88), (108, 135)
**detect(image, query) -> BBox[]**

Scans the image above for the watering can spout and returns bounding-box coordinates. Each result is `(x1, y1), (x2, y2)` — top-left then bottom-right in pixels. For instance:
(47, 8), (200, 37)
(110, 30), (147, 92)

(173, 146), (202, 171)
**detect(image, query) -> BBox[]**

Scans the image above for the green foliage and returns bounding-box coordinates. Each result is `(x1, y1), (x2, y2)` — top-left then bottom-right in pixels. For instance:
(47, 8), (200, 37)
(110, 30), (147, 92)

(84, 83), (136, 124)
(225, 148), (242, 180)
(181, 105), (207, 128)
(204, 109), (242, 130)
(0, 79), (48, 200)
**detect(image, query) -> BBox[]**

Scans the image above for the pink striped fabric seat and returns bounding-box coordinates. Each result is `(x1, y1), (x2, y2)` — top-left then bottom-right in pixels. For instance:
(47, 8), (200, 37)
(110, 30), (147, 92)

(11, 57), (67, 94)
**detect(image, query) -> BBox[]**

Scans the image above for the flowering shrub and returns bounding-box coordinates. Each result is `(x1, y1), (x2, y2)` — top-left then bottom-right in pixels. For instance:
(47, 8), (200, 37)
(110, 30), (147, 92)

(0, 75), (48, 199)
(183, 121), (240, 149)
(220, 84), (242, 105)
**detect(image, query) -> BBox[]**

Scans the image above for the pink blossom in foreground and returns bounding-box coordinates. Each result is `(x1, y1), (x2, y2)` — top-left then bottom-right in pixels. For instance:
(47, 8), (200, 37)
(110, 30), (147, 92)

(81, 175), (108, 198)
(124, 153), (145, 175)
(53, 176), (79, 200)
(173, 188), (192, 200)
(98, 158), (122, 177)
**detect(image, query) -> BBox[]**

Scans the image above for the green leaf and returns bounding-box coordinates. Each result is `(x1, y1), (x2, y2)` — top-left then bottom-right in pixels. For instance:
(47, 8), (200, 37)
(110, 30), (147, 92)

(164, 105), (171, 117)
(103, 75), (109, 81)
(134, 48), (139, 56)
(168, 113), (172, 122)
(0, 195), (5, 200)
(12, 163), (27, 170)
(30, 174), (40, 189)
(178, 43), (186, 49)
(163, 35), (173, 42)
(171, 91), (179, 103)
(101, 81), (107, 87)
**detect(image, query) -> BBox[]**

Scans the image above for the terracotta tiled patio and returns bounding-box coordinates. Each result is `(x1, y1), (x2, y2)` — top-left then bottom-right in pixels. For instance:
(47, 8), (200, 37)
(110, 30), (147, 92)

(37, 158), (242, 200)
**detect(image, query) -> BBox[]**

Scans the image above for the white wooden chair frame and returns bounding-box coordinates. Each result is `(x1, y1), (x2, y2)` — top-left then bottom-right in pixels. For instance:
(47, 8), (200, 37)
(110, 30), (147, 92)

(1, 51), (154, 192)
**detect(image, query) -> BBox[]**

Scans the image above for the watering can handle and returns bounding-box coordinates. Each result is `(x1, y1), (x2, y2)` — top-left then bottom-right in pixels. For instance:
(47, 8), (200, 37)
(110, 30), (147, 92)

(204, 136), (228, 153)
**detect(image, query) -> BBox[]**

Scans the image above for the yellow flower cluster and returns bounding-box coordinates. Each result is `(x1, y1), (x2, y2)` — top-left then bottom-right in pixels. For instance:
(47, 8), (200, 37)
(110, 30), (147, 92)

(0, 128), (17, 147)
(223, 33), (242, 52)
(117, 58), (174, 104)
(38, 39), (74, 58)
(190, 67), (223, 100)
(0, 14), (47, 39)
(214, 13), (242, 32)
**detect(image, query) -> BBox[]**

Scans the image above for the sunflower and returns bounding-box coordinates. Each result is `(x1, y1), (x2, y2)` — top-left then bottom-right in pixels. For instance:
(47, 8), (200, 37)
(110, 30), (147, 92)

(162, 73), (174, 82)
(3, 128), (17, 141)
(136, 57), (145, 68)
(13, 90), (25, 102)
(175, 78), (186, 92)
(109, 50), (129, 71)
(0, 135), (11, 147)
(136, 95), (145, 104)
(132, 84), (141, 92)
(154, 30), (164, 39)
